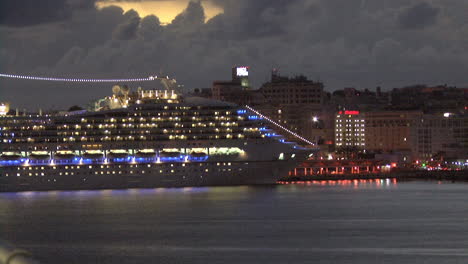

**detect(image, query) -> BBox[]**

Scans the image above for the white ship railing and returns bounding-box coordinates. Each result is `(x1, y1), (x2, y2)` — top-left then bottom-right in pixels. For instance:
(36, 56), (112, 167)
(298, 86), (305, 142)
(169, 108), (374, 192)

(245, 105), (315, 146)
(0, 73), (175, 84)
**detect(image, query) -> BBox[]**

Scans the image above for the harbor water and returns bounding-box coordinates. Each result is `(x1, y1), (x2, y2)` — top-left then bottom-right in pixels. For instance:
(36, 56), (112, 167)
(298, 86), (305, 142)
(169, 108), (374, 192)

(1, 180), (468, 264)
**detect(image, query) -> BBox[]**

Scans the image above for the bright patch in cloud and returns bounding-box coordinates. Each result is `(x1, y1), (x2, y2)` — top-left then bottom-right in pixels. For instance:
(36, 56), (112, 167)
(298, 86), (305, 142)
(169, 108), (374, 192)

(96, 0), (223, 24)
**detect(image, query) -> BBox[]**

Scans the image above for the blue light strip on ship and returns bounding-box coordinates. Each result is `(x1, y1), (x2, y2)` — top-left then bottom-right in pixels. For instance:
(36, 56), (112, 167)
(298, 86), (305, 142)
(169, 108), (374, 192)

(0, 154), (210, 167)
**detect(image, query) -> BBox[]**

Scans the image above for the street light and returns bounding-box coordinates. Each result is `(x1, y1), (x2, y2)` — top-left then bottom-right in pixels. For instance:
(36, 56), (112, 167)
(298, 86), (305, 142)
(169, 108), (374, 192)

(312, 116), (319, 122)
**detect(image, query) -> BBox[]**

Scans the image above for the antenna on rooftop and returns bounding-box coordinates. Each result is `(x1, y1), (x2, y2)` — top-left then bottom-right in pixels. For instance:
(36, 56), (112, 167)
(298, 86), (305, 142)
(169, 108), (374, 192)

(121, 85), (130, 96)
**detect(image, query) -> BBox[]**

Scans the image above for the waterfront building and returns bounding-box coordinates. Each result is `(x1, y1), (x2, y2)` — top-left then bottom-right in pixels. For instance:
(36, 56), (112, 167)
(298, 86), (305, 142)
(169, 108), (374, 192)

(410, 112), (468, 160)
(364, 111), (421, 153)
(334, 110), (366, 149)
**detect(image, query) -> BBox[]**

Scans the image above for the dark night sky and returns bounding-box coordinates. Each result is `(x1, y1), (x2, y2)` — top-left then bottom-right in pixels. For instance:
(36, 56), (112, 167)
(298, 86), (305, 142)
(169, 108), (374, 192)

(1, 0), (468, 109)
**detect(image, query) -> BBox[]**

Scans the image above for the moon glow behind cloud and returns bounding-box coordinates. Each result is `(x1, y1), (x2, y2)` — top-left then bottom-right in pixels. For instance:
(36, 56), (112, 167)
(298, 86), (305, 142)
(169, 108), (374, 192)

(95, 0), (223, 24)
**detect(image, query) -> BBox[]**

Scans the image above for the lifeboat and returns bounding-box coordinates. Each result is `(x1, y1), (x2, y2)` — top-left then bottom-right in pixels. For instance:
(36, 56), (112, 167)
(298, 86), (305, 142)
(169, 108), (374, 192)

(107, 150), (131, 163)
(159, 150), (183, 161)
(159, 151), (181, 157)
(82, 150), (105, 163)
(55, 150), (76, 159)
(135, 149), (157, 163)
(29, 151), (51, 164)
(55, 151), (77, 164)
(0, 152), (23, 161)
(107, 150), (130, 158)
(0, 152), (26, 165)
(188, 152), (208, 162)
(136, 149), (156, 157)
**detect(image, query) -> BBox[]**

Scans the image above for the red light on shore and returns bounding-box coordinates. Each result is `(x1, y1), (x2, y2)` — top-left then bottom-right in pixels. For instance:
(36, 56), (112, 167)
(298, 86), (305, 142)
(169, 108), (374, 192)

(391, 163), (397, 168)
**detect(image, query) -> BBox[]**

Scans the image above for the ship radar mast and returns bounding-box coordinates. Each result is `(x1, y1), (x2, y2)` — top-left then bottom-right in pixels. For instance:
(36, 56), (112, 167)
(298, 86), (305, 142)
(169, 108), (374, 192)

(147, 75), (178, 91)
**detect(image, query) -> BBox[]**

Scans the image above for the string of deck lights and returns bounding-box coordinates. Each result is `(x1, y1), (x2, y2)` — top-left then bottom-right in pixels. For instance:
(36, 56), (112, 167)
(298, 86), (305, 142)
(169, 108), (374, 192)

(1, 73), (312, 145)
(0, 73), (160, 83)
(245, 105), (315, 145)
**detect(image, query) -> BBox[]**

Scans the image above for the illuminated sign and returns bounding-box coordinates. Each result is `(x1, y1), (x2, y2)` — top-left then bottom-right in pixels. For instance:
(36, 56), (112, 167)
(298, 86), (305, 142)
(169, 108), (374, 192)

(236, 67), (249, 77)
(338, 110), (360, 115)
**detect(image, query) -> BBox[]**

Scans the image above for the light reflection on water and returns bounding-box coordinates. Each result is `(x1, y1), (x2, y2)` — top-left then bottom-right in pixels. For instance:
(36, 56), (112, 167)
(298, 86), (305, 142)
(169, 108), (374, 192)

(0, 186), (213, 200)
(1, 180), (468, 264)
(0, 178), (459, 201)
(0, 179), (398, 200)
(277, 178), (398, 189)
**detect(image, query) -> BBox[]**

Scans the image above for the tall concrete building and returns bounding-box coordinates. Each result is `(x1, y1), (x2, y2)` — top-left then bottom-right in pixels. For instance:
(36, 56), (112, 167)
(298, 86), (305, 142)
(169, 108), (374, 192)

(260, 70), (323, 105)
(231, 66), (250, 90)
(334, 110), (366, 149)
(259, 70), (324, 142)
(212, 66), (252, 103)
(364, 111), (421, 152)
(411, 112), (468, 160)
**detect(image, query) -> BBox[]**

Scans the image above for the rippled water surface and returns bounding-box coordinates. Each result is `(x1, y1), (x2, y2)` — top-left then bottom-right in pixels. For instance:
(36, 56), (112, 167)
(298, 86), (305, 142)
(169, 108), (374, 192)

(1, 180), (468, 264)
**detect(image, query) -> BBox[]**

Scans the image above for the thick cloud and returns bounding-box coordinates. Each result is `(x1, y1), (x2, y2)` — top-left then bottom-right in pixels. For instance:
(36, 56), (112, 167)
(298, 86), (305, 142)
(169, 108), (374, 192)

(112, 9), (141, 40)
(398, 2), (439, 30)
(1, 0), (468, 109)
(0, 0), (70, 26)
(171, 1), (205, 27)
(0, 0), (95, 26)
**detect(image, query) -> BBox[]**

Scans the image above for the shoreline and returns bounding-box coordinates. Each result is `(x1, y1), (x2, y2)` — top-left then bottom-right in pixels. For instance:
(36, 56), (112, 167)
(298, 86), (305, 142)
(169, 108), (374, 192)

(279, 170), (468, 182)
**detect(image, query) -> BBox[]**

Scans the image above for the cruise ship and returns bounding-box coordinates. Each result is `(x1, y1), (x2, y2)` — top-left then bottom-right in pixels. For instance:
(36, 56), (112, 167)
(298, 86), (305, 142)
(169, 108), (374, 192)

(0, 85), (315, 192)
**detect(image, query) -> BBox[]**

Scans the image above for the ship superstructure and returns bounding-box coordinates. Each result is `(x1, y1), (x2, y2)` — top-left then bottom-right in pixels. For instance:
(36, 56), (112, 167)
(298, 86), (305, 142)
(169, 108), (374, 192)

(0, 86), (314, 192)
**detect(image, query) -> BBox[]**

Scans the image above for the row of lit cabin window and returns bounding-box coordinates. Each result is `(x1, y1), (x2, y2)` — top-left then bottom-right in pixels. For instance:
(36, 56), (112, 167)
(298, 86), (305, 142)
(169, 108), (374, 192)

(56, 127), (248, 136)
(4, 133), (269, 143)
(0, 109), (239, 123)
(0, 162), (244, 177)
(68, 115), (242, 126)
(1, 117), (251, 131)
(3, 162), (239, 171)
(78, 111), (238, 123)
(2, 127), (260, 138)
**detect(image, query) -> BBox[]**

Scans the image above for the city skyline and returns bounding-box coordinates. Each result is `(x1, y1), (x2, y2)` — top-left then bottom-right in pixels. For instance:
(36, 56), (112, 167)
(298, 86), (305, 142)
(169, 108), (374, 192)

(1, 0), (468, 108)
(1, 2), (467, 264)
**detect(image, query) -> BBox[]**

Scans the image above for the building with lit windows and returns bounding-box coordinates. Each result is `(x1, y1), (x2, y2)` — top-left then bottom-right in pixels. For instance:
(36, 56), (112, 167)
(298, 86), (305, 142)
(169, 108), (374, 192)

(0, 85), (314, 192)
(232, 66), (250, 90)
(259, 70), (324, 142)
(212, 80), (243, 102)
(364, 111), (421, 152)
(410, 112), (468, 160)
(334, 110), (366, 149)
(212, 66), (251, 103)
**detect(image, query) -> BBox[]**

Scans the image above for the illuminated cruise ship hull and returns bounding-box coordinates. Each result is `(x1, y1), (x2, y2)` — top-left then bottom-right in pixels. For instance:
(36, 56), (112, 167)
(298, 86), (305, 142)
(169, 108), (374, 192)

(0, 161), (303, 192)
(0, 146), (311, 192)
(0, 89), (315, 192)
